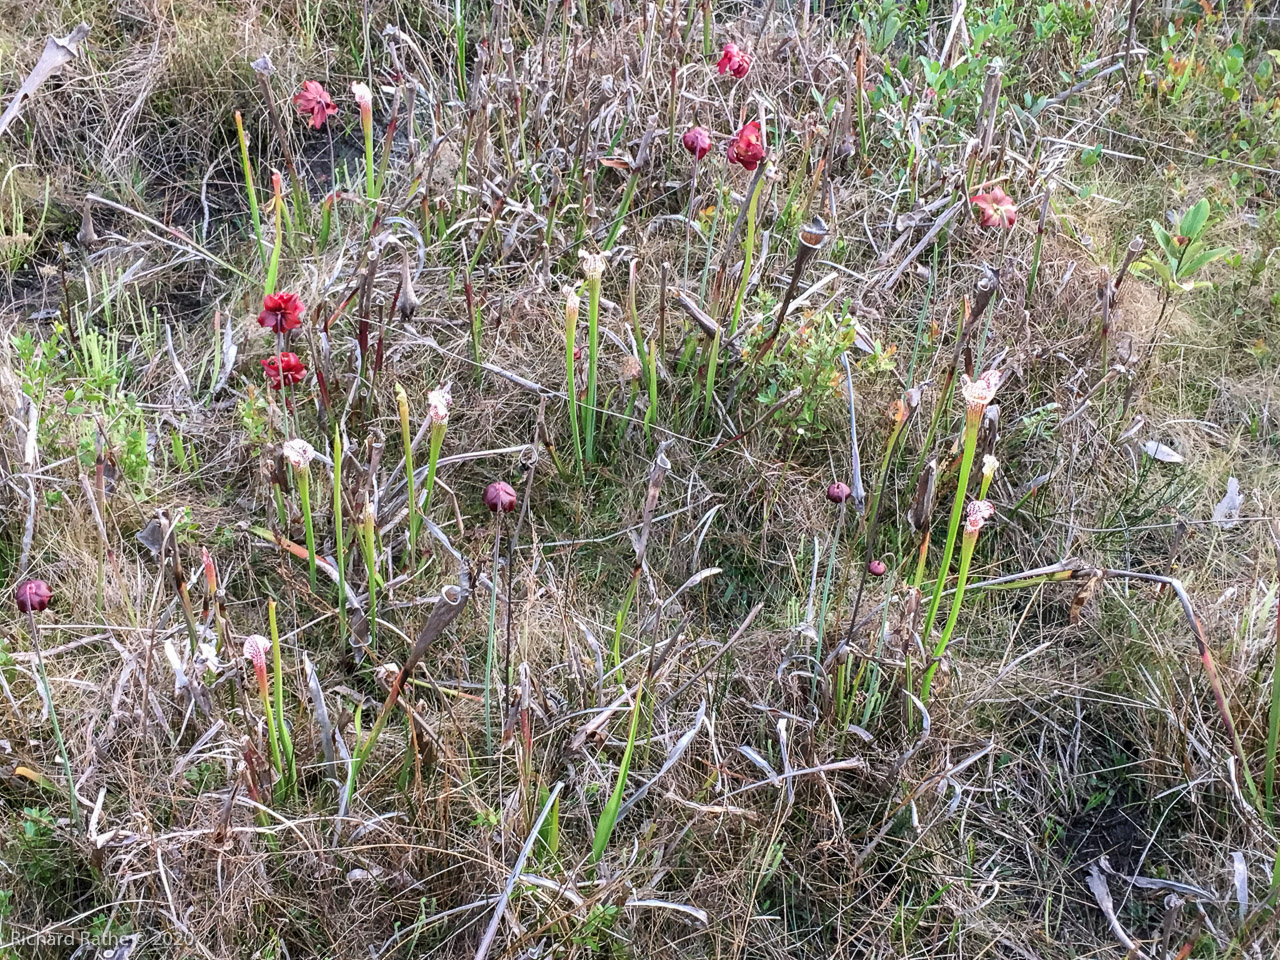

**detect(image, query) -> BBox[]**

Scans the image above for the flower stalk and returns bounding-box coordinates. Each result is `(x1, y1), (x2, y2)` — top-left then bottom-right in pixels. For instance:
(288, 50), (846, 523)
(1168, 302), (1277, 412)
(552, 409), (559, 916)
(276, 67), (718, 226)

(395, 384), (418, 557)
(332, 425), (347, 643)
(234, 111), (265, 268)
(19, 586), (81, 831)
(582, 254), (605, 462)
(920, 501), (994, 705)
(564, 288), (584, 479)
(243, 634), (283, 786)
(284, 439), (317, 591)
(919, 371), (999, 658)
(422, 384), (451, 515)
(268, 599), (296, 795)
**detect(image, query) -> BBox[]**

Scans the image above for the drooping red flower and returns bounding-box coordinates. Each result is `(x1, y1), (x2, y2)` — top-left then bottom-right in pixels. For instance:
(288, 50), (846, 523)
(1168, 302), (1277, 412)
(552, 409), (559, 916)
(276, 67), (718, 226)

(257, 292), (304, 333)
(727, 120), (765, 171)
(483, 481), (518, 513)
(826, 481), (851, 504)
(16, 579), (52, 613)
(293, 80), (337, 130)
(682, 126), (712, 161)
(262, 352), (307, 389)
(971, 187), (1017, 228)
(717, 43), (750, 79)
(867, 559), (887, 577)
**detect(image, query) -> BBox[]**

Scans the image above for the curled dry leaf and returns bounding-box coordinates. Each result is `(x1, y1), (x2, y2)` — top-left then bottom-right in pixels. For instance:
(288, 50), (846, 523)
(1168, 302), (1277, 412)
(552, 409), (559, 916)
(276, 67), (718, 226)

(0, 23), (91, 137)
(1212, 477), (1242, 528)
(1141, 440), (1185, 464)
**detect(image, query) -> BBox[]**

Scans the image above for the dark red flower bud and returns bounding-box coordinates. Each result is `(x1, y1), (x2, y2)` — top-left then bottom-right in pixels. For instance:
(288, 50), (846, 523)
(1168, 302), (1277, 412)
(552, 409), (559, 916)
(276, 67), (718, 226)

(16, 579), (52, 613)
(826, 482), (852, 504)
(867, 559), (887, 577)
(727, 121), (765, 171)
(483, 481), (518, 513)
(257, 292), (305, 333)
(261, 352), (307, 389)
(682, 126), (711, 161)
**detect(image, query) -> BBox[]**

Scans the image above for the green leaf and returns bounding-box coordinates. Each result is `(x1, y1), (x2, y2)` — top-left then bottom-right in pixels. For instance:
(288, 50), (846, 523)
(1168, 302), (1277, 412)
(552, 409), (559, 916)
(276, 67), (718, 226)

(1150, 220), (1179, 264)
(1178, 198), (1210, 241)
(1142, 255), (1173, 286)
(1177, 246), (1230, 279)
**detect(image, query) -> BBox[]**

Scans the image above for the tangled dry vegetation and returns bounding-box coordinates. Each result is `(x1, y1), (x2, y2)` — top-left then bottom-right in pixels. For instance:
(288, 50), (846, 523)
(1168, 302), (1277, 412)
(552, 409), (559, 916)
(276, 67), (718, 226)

(2, 1), (1280, 957)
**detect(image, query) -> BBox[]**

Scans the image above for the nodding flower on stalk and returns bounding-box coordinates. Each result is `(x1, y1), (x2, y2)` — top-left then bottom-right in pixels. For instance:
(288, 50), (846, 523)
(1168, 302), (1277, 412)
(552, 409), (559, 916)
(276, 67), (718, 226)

(682, 126), (712, 161)
(282, 438), (316, 470)
(258, 292), (304, 333)
(351, 82), (373, 122)
(980, 455), (999, 498)
(964, 500), (995, 537)
(581, 251), (607, 283)
(16, 579), (52, 613)
(284, 439), (319, 589)
(427, 383), (452, 425)
(293, 80), (337, 130)
(580, 252), (606, 462)
(826, 481), (852, 504)
(422, 383), (452, 517)
(352, 82), (375, 198)
(717, 43), (751, 79)
(243, 634), (271, 699)
(564, 286), (584, 477)
(960, 369), (1001, 421)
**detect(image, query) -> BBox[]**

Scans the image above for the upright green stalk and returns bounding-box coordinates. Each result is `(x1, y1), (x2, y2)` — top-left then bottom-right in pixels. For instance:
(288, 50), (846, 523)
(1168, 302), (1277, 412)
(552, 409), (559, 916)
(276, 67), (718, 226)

(264, 178), (283, 297)
(483, 524), (502, 755)
(590, 676), (644, 864)
(268, 600), (296, 794)
(245, 634), (282, 785)
(395, 384), (418, 557)
(564, 288), (584, 479)
(422, 384), (452, 514)
(234, 111), (265, 268)
(24, 608), (80, 830)
(333, 425), (347, 643)
(920, 501), (993, 705)
(354, 83), (376, 201)
(705, 172), (764, 421)
(919, 372), (998, 650)
(583, 254), (606, 463)
(1267, 591), (1280, 820)
(285, 439), (317, 592)
(361, 500), (379, 651)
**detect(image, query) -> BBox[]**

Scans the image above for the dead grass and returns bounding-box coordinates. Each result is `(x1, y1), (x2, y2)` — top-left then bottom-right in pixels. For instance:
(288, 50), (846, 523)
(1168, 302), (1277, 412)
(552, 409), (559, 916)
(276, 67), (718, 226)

(2, 2), (1280, 959)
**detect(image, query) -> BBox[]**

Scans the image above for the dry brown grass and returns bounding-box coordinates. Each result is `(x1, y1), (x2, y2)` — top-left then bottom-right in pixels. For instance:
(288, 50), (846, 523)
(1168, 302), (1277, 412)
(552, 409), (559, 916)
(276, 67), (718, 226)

(2, 2), (1280, 959)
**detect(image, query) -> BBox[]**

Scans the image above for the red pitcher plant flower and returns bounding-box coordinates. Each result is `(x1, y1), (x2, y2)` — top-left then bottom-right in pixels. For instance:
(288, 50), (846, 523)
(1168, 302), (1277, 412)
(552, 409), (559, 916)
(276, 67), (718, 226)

(727, 121), (765, 171)
(293, 80), (337, 130)
(257, 292), (304, 333)
(262, 352), (306, 389)
(717, 43), (750, 79)
(682, 126), (711, 161)
(16, 579), (52, 613)
(483, 481), (518, 513)
(971, 187), (1017, 228)
(826, 481), (851, 504)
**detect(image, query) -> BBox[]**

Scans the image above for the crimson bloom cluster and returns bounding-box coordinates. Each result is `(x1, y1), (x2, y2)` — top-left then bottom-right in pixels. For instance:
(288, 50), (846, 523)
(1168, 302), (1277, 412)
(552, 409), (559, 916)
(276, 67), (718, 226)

(682, 45), (767, 172)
